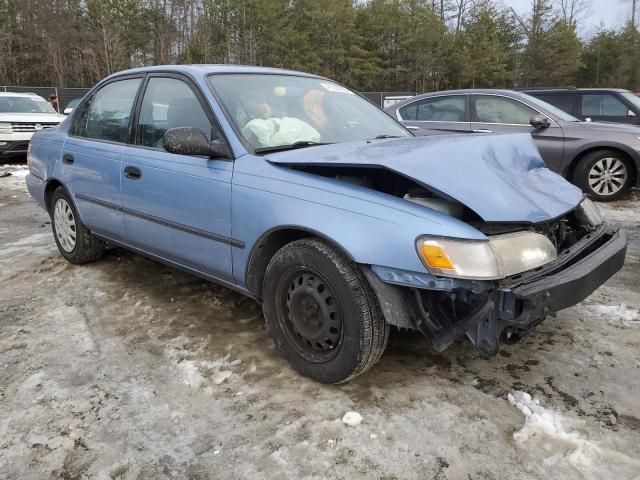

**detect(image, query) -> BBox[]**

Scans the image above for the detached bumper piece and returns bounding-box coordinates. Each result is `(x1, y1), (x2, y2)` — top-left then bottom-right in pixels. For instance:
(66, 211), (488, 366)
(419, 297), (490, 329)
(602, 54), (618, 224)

(411, 226), (626, 356)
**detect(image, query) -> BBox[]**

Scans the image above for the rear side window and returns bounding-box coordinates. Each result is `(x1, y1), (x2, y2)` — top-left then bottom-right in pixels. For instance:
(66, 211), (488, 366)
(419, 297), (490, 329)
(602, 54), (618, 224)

(473, 95), (536, 124)
(136, 77), (212, 149)
(399, 96), (466, 122)
(582, 94), (628, 117)
(73, 78), (141, 143)
(535, 94), (575, 115)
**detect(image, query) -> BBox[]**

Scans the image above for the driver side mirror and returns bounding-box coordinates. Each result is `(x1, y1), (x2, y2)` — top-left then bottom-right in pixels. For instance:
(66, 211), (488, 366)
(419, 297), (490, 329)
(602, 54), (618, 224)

(530, 115), (551, 129)
(163, 127), (232, 159)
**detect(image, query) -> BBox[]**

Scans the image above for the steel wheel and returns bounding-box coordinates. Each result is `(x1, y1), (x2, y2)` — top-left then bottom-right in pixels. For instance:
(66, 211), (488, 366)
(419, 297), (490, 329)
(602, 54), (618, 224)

(277, 268), (343, 363)
(53, 198), (77, 252)
(588, 157), (628, 197)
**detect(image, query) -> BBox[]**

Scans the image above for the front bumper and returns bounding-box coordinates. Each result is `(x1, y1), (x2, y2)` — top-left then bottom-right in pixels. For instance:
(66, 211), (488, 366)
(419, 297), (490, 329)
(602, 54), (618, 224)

(367, 225), (627, 355)
(0, 140), (29, 156)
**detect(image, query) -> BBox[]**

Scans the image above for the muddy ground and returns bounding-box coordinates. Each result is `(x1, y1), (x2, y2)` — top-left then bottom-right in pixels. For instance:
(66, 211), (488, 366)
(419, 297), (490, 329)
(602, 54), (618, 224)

(1, 162), (639, 480)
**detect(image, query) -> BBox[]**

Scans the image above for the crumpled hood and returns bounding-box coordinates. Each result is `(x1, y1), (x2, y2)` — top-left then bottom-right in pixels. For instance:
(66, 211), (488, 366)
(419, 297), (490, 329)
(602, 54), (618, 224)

(265, 133), (583, 223)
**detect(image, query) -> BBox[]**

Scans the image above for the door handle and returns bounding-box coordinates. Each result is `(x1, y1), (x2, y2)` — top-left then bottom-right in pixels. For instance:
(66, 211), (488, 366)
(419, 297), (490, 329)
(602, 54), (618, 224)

(472, 129), (493, 133)
(124, 166), (141, 180)
(62, 153), (74, 164)
(405, 126), (419, 131)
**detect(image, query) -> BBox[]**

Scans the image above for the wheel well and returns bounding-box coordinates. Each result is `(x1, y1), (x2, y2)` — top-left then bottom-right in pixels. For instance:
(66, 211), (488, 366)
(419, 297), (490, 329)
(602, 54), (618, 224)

(245, 228), (352, 300)
(44, 179), (64, 211)
(566, 147), (637, 184)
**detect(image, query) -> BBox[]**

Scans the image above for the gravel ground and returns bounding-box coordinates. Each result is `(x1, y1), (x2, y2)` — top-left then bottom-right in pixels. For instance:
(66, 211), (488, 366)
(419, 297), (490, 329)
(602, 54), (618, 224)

(1, 162), (639, 480)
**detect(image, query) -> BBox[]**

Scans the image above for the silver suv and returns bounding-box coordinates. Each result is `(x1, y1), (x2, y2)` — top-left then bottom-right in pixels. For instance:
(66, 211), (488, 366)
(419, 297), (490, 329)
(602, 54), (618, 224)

(0, 92), (65, 159)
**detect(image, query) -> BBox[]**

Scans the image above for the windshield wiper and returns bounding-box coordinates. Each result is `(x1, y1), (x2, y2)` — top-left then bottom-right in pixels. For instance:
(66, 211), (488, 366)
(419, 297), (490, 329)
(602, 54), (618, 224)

(371, 134), (402, 139)
(254, 141), (331, 154)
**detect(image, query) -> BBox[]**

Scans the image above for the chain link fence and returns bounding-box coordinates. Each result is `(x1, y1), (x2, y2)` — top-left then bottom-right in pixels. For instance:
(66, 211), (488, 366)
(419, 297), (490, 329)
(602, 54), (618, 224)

(1, 86), (91, 113)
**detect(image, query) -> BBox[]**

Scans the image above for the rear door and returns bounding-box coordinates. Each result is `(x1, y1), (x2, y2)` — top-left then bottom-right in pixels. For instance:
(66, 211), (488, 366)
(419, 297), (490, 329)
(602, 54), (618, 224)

(120, 74), (235, 282)
(470, 94), (565, 172)
(395, 95), (470, 136)
(580, 92), (640, 125)
(62, 76), (143, 241)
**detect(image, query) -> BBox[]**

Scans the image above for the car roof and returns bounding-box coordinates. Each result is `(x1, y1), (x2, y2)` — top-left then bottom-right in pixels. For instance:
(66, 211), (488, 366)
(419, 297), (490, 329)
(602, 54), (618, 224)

(107, 64), (324, 80)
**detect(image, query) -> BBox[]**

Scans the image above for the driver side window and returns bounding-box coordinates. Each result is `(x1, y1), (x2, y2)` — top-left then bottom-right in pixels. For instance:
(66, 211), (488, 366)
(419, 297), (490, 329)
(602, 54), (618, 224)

(136, 77), (212, 150)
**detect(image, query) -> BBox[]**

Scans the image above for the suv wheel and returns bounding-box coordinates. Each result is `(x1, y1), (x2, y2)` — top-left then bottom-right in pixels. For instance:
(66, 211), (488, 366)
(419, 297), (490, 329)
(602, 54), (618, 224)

(573, 150), (632, 201)
(50, 187), (105, 264)
(262, 238), (389, 383)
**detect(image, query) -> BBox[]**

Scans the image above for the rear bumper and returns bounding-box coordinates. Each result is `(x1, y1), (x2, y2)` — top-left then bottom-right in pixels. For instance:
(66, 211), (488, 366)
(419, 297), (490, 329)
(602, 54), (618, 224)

(26, 173), (47, 209)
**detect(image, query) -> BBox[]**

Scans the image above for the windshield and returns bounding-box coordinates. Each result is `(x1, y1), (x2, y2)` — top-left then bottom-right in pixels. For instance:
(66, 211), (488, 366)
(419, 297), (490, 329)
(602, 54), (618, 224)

(0, 96), (57, 114)
(621, 92), (640, 111)
(208, 74), (411, 151)
(519, 93), (581, 122)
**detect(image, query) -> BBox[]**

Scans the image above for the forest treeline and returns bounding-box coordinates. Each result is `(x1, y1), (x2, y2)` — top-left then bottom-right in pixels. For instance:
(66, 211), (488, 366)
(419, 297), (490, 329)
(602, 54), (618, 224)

(1, 0), (639, 92)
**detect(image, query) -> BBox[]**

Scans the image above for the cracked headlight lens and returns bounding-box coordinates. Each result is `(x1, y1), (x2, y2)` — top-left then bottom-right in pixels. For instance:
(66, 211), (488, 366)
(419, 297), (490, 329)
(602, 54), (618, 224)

(417, 231), (557, 280)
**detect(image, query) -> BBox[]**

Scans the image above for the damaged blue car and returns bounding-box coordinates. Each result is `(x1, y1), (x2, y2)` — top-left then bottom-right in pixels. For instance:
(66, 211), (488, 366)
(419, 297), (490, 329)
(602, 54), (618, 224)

(26, 66), (627, 383)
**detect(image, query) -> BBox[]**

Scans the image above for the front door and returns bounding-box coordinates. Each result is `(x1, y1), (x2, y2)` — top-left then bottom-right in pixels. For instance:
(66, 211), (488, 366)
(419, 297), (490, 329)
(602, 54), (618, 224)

(121, 75), (234, 282)
(470, 94), (565, 172)
(62, 76), (143, 241)
(396, 94), (470, 136)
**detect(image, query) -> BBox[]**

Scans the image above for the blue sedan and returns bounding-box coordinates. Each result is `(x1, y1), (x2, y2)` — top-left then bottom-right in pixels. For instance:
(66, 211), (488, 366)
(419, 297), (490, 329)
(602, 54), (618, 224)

(26, 65), (626, 383)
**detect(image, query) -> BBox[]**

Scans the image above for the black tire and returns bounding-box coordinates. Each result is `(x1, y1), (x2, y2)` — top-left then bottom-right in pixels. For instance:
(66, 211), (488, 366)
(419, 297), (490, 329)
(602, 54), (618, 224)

(49, 187), (105, 264)
(262, 238), (389, 383)
(572, 150), (633, 201)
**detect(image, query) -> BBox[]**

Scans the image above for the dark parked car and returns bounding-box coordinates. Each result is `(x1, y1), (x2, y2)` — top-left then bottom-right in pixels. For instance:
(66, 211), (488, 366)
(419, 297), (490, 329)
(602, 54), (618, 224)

(523, 88), (640, 126)
(386, 89), (640, 200)
(26, 66), (626, 383)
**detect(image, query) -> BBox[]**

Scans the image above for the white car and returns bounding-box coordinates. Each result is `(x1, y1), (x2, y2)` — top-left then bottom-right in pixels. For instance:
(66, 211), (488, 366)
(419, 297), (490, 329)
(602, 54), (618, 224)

(0, 92), (65, 158)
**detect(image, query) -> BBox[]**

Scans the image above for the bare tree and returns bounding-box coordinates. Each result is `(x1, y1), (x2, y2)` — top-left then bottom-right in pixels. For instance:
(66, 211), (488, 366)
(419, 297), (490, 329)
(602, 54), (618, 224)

(556, 0), (592, 28)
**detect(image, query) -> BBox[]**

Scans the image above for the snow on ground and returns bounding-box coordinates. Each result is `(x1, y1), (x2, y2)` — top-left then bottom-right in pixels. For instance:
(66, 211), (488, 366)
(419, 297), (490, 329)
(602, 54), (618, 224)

(508, 391), (640, 477)
(1, 168), (639, 479)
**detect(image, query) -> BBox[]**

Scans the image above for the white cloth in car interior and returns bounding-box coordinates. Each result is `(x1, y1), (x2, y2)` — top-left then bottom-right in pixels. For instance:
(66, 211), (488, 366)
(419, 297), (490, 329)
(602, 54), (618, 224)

(242, 117), (321, 147)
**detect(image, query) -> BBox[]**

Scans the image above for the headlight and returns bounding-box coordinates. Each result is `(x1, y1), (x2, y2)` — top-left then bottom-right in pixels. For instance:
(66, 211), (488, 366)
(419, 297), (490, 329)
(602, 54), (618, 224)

(0, 122), (12, 133)
(416, 231), (557, 280)
(577, 197), (604, 227)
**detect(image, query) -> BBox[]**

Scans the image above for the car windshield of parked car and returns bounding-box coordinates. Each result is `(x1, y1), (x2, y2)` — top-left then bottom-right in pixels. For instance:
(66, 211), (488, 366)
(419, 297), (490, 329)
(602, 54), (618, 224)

(621, 92), (640, 112)
(0, 96), (57, 114)
(519, 93), (580, 122)
(208, 74), (411, 152)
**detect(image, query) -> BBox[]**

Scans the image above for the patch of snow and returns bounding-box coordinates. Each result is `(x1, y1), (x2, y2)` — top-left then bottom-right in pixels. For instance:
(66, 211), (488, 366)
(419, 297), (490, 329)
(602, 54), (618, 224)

(10, 169), (29, 178)
(584, 303), (639, 327)
(341, 411), (362, 427)
(508, 391), (640, 477)
(212, 370), (232, 385)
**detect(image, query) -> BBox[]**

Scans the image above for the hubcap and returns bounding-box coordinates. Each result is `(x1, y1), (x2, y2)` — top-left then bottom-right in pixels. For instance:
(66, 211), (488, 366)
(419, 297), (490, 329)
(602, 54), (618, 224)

(53, 198), (76, 252)
(278, 269), (343, 362)
(588, 157), (627, 196)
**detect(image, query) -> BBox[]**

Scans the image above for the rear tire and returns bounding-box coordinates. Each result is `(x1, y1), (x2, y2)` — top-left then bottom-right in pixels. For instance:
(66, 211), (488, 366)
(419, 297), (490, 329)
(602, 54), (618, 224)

(50, 187), (105, 264)
(573, 150), (633, 201)
(262, 238), (389, 383)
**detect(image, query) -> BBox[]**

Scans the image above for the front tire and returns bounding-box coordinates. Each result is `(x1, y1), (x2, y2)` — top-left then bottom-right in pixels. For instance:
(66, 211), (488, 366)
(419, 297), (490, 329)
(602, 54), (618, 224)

(50, 187), (105, 264)
(573, 150), (633, 201)
(262, 238), (389, 383)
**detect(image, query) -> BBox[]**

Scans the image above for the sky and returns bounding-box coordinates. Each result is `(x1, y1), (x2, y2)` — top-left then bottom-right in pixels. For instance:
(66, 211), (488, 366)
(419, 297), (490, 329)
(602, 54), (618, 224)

(504, 0), (635, 37)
